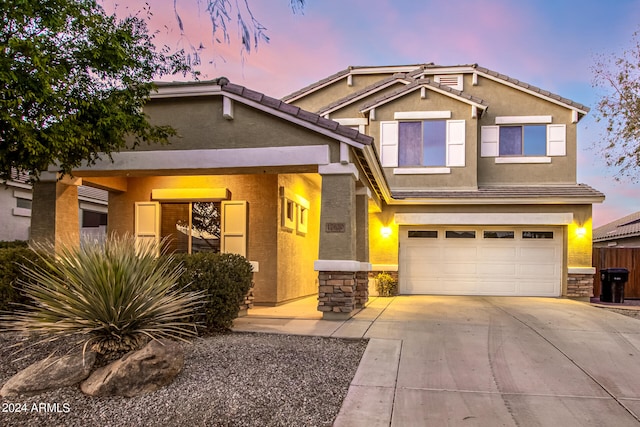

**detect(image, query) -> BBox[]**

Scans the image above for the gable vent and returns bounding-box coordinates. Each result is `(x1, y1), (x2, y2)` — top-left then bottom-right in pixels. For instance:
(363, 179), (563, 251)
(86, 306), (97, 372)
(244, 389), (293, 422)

(434, 74), (463, 91)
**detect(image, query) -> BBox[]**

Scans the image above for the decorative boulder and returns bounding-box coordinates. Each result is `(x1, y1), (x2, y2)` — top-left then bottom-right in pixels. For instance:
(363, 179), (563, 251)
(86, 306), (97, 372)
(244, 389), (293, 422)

(1, 351), (97, 397)
(80, 339), (184, 397)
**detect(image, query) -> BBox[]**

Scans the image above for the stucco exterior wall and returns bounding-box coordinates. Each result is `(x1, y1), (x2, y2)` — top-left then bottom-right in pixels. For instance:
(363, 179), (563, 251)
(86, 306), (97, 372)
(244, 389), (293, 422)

(140, 98), (342, 163)
(469, 75), (578, 185)
(369, 90), (479, 190)
(107, 174), (279, 304)
(276, 173), (322, 303)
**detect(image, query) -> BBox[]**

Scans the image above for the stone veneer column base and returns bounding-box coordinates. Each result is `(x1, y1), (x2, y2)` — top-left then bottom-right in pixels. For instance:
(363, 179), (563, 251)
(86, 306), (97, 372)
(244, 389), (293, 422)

(318, 271), (357, 320)
(567, 273), (594, 299)
(355, 271), (369, 308)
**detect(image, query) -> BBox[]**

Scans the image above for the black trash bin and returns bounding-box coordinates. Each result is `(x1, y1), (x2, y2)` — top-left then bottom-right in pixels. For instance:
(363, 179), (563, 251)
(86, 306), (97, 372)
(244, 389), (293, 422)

(600, 268), (629, 303)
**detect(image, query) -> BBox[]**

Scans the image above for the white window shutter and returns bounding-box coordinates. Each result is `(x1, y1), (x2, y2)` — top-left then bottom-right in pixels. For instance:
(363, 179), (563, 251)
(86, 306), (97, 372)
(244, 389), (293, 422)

(547, 124), (566, 156)
(135, 202), (160, 255)
(221, 200), (248, 257)
(446, 120), (465, 167)
(481, 126), (499, 157)
(379, 121), (399, 167)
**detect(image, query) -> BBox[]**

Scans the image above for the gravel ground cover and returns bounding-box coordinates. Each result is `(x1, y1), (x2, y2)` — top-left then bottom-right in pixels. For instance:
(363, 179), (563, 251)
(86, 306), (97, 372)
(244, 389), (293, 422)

(0, 332), (368, 427)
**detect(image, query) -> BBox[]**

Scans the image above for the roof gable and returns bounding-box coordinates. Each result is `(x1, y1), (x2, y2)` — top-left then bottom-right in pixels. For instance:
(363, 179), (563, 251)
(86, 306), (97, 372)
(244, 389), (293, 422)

(153, 78), (372, 149)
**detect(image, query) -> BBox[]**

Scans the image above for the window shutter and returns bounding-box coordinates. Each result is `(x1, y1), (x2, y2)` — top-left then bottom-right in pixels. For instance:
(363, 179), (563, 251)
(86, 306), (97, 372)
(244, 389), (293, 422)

(547, 124), (566, 156)
(380, 121), (399, 167)
(481, 126), (499, 157)
(135, 202), (160, 255)
(446, 120), (465, 167)
(221, 200), (248, 257)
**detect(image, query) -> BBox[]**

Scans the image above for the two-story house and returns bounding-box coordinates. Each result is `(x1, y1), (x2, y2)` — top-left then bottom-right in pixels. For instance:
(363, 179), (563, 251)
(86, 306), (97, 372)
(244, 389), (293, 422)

(29, 64), (603, 320)
(284, 63), (604, 304)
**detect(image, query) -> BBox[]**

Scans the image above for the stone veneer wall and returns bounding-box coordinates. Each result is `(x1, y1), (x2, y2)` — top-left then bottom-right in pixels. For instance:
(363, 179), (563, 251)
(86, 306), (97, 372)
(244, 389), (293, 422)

(318, 271), (357, 314)
(355, 272), (369, 308)
(567, 273), (594, 299)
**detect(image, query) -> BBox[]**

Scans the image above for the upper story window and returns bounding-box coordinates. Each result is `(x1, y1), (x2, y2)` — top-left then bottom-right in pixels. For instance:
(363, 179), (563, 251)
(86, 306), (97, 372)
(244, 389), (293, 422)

(499, 125), (546, 156)
(399, 120), (446, 167)
(481, 116), (566, 162)
(380, 118), (466, 173)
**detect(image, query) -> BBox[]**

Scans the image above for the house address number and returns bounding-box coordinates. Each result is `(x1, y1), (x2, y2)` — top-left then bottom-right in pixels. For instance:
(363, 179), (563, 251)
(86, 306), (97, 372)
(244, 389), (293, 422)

(326, 223), (346, 233)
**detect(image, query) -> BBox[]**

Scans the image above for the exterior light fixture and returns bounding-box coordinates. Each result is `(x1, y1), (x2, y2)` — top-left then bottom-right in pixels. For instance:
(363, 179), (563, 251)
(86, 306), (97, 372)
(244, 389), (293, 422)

(381, 226), (392, 238)
(575, 227), (586, 237)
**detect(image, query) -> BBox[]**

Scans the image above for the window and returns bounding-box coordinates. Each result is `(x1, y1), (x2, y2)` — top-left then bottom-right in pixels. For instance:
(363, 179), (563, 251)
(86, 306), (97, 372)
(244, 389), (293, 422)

(522, 231), (554, 239)
(408, 230), (438, 238)
(16, 198), (32, 210)
(446, 230), (476, 239)
(380, 120), (465, 169)
(82, 210), (107, 228)
(399, 120), (446, 167)
(161, 202), (220, 254)
(499, 125), (546, 156)
(484, 231), (514, 239)
(481, 124), (566, 158)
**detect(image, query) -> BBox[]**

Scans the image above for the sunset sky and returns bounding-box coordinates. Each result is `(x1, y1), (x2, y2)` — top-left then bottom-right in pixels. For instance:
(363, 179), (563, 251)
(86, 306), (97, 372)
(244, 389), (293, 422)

(105, 0), (640, 227)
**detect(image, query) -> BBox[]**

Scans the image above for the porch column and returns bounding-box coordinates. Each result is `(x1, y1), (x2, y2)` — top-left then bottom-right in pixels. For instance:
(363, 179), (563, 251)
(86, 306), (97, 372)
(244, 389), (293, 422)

(30, 176), (81, 251)
(315, 164), (370, 320)
(355, 187), (371, 308)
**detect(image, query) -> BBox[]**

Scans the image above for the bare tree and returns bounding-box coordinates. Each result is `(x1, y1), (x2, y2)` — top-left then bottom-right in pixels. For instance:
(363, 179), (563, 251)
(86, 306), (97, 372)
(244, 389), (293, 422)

(592, 30), (640, 180)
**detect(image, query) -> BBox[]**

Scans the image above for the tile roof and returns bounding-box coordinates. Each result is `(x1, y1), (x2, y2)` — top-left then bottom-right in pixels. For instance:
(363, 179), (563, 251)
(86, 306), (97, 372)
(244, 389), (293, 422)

(359, 78), (489, 112)
(281, 63), (590, 114)
(392, 184), (605, 201)
(316, 73), (411, 115)
(593, 211), (640, 242)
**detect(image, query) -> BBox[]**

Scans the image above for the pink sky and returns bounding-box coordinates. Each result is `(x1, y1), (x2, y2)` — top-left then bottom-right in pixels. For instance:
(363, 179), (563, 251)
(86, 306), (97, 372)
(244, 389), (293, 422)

(105, 0), (640, 227)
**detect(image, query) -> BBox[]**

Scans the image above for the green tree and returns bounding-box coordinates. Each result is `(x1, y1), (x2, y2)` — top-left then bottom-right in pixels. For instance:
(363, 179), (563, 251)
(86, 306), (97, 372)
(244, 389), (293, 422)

(0, 0), (193, 181)
(592, 31), (640, 180)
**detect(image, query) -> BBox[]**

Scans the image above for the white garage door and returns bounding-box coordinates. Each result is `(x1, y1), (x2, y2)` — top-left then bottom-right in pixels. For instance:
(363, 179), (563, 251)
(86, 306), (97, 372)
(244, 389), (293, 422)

(399, 226), (562, 296)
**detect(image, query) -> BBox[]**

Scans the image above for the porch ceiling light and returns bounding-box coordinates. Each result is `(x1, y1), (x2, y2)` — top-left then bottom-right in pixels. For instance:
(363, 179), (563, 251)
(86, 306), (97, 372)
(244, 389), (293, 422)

(381, 226), (392, 238)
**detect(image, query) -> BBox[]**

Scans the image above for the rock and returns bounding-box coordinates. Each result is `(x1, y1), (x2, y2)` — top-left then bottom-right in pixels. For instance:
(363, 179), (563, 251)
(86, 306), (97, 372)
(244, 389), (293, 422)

(80, 339), (184, 397)
(1, 351), (96, 397)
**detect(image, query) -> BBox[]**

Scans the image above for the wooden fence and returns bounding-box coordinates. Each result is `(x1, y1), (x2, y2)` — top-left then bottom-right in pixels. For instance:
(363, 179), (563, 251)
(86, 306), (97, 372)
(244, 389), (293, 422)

(592, 247), (640, 299)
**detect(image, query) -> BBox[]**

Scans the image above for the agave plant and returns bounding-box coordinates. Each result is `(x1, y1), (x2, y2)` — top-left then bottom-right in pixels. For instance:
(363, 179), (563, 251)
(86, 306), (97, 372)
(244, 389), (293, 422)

(0, 235), (204, 355)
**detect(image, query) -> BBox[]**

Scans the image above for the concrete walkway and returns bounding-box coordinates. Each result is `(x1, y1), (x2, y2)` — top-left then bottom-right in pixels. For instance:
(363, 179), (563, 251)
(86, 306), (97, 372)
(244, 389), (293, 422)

(233, 296), (640, 426)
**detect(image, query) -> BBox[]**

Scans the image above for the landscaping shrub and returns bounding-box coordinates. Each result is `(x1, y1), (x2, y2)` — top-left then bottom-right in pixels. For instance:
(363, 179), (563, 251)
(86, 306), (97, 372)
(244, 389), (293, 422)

(0, 240), (28, 249)
(375, 272), (398, 297)
(172, 252), (253, 331)
(0, 236), (205, 355)
(0, 246), (52, 312)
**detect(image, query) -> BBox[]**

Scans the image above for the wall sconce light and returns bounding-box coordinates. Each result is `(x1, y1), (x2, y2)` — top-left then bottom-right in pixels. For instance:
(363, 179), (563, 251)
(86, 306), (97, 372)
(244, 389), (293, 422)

(575, 227), (587, 238)
(381, 226), (392, 238)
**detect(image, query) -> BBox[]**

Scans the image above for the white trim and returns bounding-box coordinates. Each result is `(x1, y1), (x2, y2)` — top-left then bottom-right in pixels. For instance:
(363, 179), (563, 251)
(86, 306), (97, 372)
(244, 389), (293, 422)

(79, 202), (108, 213)
(334, 118), (368, 126)
(222, 96), (234, 120)
(152, 187), (230, 202)
(340, 142), (350, 164)
(153, 83), (223, 98)
(495, 156), (552, 164)
(71, 146), (331, 172)
(12, 207), (31, 217)
(371, 264), (399, 272)
(568, 267), (596, 275)
(393, 167), (451, 175)
(571, 110), (579, 124)
(249, 261), (260, 273)
(318, 163), (359, 179)
(13, 190), (32, 200)
(347, 75), (353, 86)
(314, 260), (371, 272)
(356, 187), (372, 198)
(394, 111), (451, 120)
(495, 115), (553, 124)
(394, 212), (574, 225)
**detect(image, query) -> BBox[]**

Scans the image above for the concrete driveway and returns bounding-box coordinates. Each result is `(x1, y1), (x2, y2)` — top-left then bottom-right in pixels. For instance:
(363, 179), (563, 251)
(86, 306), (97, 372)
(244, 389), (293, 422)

(233, 296), (640, 426)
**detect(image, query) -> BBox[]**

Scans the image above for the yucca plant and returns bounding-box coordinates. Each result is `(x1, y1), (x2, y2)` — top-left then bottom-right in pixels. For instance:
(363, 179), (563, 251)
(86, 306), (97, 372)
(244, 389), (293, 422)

(0, 235), (204, 355)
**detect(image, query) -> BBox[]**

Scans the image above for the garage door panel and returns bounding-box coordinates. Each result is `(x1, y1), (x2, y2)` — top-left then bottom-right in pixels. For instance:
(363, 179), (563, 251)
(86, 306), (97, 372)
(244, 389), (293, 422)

(400, 226), (562, 296)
